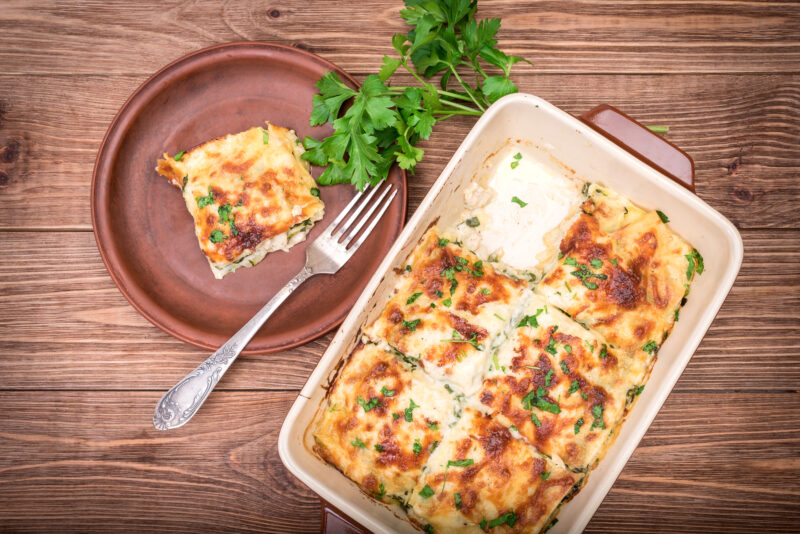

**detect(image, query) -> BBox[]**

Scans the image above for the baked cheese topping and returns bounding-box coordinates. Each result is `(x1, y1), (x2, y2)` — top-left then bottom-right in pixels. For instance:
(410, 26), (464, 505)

(156, 122), (324, 278)
(478, 294), (645, 471)
(407, 408), (580, 533)
(311, 164), (702, 532)
(535, 186), (696, 354)
(362, 229), (527, 394)
(312, 343), (458, 503)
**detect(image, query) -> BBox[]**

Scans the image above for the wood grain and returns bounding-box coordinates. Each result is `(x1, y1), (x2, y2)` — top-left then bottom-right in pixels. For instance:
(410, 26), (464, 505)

(0, 230), (797, 391)
(1, 73), (798, 229)
(1, 0), (798, 76)
(0, 391), (796, 533)
(1, 0), (799, 532)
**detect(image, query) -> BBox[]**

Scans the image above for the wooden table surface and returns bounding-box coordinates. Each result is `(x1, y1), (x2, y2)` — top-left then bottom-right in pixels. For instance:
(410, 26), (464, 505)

(1, 1), (799, 532)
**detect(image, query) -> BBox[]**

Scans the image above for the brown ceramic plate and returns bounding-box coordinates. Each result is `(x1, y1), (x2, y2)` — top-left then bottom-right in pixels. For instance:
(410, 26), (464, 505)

(91, 42), (406, 354)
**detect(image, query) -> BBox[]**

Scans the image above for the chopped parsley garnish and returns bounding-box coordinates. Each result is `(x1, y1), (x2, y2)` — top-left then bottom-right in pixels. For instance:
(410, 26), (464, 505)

(442, 298), (452, 307)
(479, 288), (492, 295)
(599, 344), (608, 359)
(374, 444), (384, 452)
(381, 386), (395, 397)
(357, 396), (379, 412)
(435, 289), (444, 298)
(563, 256), (578, 267)
(429, 440), (439, 452)
(455, 256), (469, 266)
(509, 425), (518, 432)
(438, 237), (449, 247)
(656, 210), (670, 223)
(565, 257), (607, 289)
(522, 386), (561, 414)
(218, 203), (233, 224)
(510, 160), (519, 169)
(465, 216), (480, 227)
(377, 483), (386, 499)
(685, 248), (705, 280)
(404, 399), (419, 422)
(196, 188), (215, 208)
(405, 264), (412, 273)
(310, 187), (320, 197)
(642, 340), (658, 354)
(454, 492), (462, 510)
(531, 412), (542, 427)
(351, 437), (366, 448)
(574, 417), (584, 434)
(545, 336), (557, 355)
(181, 176), (188, 191)
(635, 385), (645, 395)
(419, 485), (435, 498)
(674, 308), (680, 321)
(441, 329), (483, 351)
(590, 258), (602, 269)
(428, 422), (438, 430)
(511, 196), (528, 207)
(591, 404), (606, 430)
(517, 308), (543, 328)
(209, 229), (227, 243)
(261, 128), (269, 144)
(564, 344), (572, 354)
(513, 152), (522, 160)
(544, 369), (554, 387)
(413, 438), (422, 454)
(447, 459), (474, 468)
(488, 512), (517, 528)
(424, 525), (434, 534)
(392, 413), (400, 420)
(568, 379), (580, 395)
(173, 150), (186, 161)
(560, 360), (569, 374)
(406, 292), (422, 305)
(581, 391), (589, 401)
(540, 472), (550, 481)
(402, 319), (421, 331)
(441, 266), (459, 295)
(610, 258), (618, 266)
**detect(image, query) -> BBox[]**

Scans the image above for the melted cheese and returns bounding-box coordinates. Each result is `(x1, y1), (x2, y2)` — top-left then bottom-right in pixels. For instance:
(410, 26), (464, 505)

(312, 344), (458, 504)
(477, 295), (644, 471)
(156, 122), (324, 278)
(535, 189), (694, 354)
(362, 229), (527, 395)
(407, 408), (580, 533)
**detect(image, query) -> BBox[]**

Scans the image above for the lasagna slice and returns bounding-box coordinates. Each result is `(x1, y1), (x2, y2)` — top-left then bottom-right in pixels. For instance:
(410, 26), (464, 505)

(407, 407), (581, 534)
(156, 122), (324, 279)
(362, 228), (527, 394)
(477, 295), (643, 471)
(311, 343), (459, 506)
(535, 186), (700, 356)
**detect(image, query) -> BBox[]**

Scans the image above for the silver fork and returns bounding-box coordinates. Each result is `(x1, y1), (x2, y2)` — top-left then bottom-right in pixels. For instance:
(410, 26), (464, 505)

(153, 182), (398, 430)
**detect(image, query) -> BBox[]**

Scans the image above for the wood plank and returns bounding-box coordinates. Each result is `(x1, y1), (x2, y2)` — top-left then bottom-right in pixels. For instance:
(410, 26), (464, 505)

(1, 73), (798, 230)
(0, 390), (796, 532)
(0, 229), (797, 391)
(1, 1), (798, 76)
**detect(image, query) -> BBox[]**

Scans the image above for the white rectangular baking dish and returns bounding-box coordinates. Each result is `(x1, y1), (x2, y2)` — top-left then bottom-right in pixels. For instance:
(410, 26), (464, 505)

(279, 93), (743, 533)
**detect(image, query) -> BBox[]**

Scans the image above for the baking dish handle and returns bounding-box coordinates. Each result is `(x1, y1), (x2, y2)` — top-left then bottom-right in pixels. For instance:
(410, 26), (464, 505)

(320, 500), (368, 534)
(578, 104), (695, 193)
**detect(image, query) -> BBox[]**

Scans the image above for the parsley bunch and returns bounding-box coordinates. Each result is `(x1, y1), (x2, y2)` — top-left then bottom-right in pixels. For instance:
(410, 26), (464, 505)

(302, 0), (529, 190)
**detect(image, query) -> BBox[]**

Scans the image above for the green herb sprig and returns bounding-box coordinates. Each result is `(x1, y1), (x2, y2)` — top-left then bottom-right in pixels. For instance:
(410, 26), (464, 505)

(301, 0), (529, 190)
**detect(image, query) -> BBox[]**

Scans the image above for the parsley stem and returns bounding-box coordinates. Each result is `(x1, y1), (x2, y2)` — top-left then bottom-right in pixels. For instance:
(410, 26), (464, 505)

(401, 59), (432, 91)
(432, 109), (482, 116)
(439, 98), (482, 113)
(449, 65), (485, 112)
(437, 89), (476, 103)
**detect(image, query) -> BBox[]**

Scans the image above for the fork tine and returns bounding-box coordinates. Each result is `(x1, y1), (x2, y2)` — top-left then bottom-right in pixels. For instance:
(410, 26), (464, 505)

(344, 188), (398, 254)
(321, 187), (367, 237)
(330, 182), (385, 239)
(340, 184), (394, 247)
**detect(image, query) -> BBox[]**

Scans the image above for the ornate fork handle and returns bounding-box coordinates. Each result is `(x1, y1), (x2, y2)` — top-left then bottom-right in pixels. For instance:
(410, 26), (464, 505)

(153, 265), (313, 430)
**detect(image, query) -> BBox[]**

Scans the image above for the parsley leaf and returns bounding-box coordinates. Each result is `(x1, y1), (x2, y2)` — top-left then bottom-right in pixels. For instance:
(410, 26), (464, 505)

(447, 459), (474, 468)
(357, 396), (380, 412)
(173, 150), (186, 161)
(406, 292), (423, 305)
(351, 437), (366, 448)
(517, 309), (543, 328)
(642, 340), (658, 354)
(454, 492), (462, 510)
(656, 210), (669, 223)
(381, 386), (395, 397)
(419, 484), (434, 498)
(488, 512), (517, 528)
(196, 188), (215, 209)
(402, 318), (421, 331)
(511, 196), (527, 207)
(209, 229), (227, 243)
(413, 438), (422, 454)
(404, 399), (419, 422)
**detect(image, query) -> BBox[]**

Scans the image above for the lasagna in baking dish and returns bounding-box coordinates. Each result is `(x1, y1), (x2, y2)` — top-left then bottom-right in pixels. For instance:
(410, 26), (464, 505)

(156, 122), (324, 279)
(310, 145), (703, 533)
